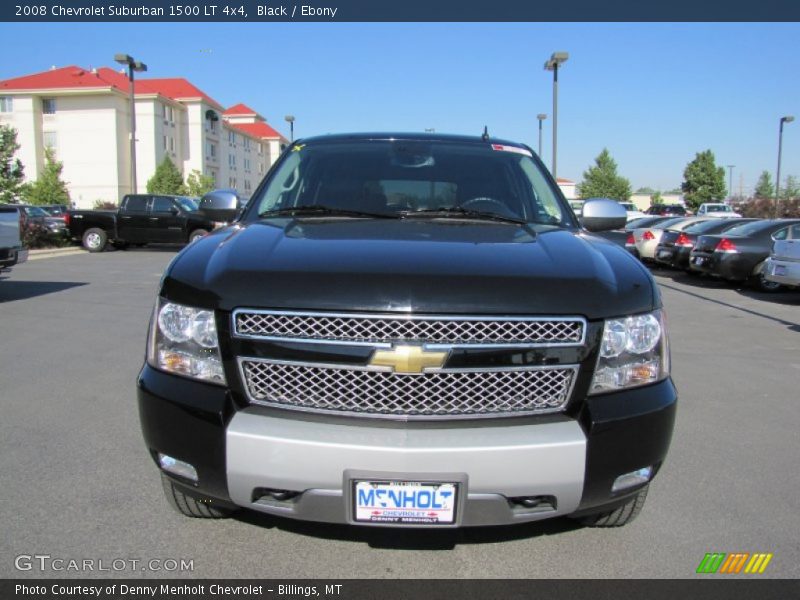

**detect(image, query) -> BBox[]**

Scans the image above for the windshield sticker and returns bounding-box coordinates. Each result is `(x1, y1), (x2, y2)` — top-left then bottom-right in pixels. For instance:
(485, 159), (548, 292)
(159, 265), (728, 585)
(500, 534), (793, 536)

(291, 144), (305, 152)
(491, 144), (532, 157)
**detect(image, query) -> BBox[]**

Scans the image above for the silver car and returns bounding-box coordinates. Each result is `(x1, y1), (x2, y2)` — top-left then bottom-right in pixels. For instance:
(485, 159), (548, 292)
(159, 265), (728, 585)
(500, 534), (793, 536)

(765, 223), (800, 287)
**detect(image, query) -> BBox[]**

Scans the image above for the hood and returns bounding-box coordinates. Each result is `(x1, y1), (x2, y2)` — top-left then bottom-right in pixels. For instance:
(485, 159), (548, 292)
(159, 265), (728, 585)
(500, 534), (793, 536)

(162, 219), (656, 319)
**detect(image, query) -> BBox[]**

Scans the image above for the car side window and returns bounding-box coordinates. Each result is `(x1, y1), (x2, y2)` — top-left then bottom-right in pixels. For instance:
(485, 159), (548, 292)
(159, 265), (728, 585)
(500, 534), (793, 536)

(124, 195), (149, 212)
(151, 197), (176, 213)
(789, 224), (800, 240)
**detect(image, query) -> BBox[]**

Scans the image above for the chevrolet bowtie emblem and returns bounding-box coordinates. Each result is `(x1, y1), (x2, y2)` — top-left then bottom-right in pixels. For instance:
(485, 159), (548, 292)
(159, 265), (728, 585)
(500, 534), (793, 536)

(369, 345), (449, 374)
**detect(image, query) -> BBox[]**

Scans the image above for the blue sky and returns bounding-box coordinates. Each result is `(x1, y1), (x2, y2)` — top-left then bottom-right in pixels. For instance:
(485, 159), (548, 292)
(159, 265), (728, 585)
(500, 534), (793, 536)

(1, 22), (798, 193)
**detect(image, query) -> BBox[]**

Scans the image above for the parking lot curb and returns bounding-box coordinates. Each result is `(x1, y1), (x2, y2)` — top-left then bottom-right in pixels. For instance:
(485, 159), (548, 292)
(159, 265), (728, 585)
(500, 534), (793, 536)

(27, 247), (87, 260)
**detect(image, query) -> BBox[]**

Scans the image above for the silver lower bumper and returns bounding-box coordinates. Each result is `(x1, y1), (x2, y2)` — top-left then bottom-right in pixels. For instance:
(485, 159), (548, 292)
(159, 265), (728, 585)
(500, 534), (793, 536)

(226, 410), (586, 527)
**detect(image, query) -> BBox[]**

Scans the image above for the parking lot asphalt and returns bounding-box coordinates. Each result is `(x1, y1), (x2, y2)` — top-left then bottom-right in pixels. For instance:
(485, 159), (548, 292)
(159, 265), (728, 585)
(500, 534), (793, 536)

(1, 249), (798, 579)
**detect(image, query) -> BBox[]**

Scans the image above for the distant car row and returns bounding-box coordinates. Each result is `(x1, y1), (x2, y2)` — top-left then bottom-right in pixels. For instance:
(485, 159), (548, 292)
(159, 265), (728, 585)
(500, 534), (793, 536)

(599, 216), (800, 291)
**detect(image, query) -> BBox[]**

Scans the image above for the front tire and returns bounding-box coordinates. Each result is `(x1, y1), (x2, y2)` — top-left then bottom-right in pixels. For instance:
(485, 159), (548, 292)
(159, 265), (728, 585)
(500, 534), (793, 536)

(189, 229), (209, 243)
(161, 474), (233, 519)
(578, 485), (649, 527)
(82, 228), (107, 253)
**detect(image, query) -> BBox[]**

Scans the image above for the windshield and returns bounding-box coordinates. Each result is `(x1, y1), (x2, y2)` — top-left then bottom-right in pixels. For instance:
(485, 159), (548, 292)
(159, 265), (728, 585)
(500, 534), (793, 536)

(176, 197), (198, 211)
(722, 220), (779, 236)
(704, 205), (731, 213)
(245, 140), (573, 226)
(650, 217), (688, 230)
(24, 206), (48, 217)
(684, 219), (733, 234)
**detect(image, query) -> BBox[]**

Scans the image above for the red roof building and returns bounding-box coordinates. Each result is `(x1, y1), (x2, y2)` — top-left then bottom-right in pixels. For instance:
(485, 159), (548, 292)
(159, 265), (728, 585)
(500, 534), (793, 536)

(0, 65), (287, 206)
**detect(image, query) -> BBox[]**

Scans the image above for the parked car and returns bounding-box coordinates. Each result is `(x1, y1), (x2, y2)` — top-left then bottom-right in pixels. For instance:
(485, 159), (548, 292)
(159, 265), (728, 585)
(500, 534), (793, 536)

(0, 204), (28, 273)
(689, 219), (800, 291)
(594, 216), (674, 258)
(17, 204), (68, 236)
(764, 222), (800, 288)
(40, 204), (69, 220)
(696, 203), (741, 218)
(68, 194), (218, 252)
(618, 202), (646, 221)
(138, 132), (676, 530)
(630, 216), (712, 261)
(646, 204), (687, 217)
(654, 218), (759, 270)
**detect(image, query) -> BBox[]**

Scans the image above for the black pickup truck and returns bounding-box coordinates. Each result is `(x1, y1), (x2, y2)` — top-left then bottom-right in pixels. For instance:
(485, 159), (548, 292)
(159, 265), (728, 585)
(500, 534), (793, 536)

(138, 133), (677, 530)
(68, 194), (218, 252)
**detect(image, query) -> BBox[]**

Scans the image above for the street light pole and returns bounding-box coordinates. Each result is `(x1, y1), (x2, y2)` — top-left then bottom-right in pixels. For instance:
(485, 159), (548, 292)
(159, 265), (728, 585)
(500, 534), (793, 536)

(114, 54), (147, 195)
(726, 165), (734, 201)
(775, 115), (794, 217)
(285, 115), (295, 143)
(544, 52), (568, 179)
(536, 114), (547, 158)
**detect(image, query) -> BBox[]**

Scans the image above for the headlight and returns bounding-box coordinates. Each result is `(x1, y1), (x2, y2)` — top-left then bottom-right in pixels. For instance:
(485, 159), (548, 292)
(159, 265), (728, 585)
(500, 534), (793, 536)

(590, 310), (669, 394)
(147, 299), (226, 385)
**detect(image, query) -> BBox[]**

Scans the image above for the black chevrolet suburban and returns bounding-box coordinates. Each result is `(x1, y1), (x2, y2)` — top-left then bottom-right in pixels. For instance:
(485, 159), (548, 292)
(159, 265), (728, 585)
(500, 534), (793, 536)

(138, 133), (677, 529)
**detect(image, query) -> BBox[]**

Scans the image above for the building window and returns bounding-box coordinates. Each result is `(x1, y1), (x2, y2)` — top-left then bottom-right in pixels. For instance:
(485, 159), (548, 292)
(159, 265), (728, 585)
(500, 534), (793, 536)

(244, 179), (251, 192)
(228, 130), (236, 145)
(169, 136), (175, 152)
(163, 135), (168, 150)
(163, 104), (174, 123)
(243, 138), (250, 151)
(228, 154), (236, 168)
(43, 131), (57, 151)
(258, 162), (264, 174)
(206, 141), (216, 160)
(257, 143), (263, 155)
(229, 177), (236, 188)
(42, 98), (56, 114)
(244, 158), (251, 172)
(0, 97), (12, 112)
(209, 118), (217, 132)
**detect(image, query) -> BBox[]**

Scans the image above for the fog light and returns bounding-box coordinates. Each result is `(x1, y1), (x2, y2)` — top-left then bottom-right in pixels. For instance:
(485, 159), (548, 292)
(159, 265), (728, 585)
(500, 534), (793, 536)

(158, 453), (198, 482)
(612, 466), (652, 492)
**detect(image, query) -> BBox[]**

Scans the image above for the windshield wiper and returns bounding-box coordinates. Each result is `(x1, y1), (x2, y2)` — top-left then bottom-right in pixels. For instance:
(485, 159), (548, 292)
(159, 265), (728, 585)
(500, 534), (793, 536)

(258, 205), (398, 219)
(401, 206), (527, 225)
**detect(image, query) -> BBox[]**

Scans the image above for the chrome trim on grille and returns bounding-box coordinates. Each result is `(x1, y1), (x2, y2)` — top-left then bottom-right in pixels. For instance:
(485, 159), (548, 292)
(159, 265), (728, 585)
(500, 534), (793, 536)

(232, 309), (587, 348)
(237, 357), (578, 420)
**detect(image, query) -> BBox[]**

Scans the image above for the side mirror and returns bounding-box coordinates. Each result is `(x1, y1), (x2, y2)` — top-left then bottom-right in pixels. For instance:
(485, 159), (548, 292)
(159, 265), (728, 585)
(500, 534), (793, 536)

(580, 198), (628, 232)
(198, 189), (241, 223)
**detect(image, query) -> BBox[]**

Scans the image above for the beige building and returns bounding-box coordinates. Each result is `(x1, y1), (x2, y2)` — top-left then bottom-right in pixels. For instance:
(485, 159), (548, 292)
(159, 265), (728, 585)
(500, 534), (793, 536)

(0, 65), (288, 208)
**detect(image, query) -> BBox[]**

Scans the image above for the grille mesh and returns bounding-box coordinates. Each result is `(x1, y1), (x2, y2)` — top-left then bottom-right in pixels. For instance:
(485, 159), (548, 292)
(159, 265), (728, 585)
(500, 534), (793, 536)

(240, 360), (576, 419)
(235, 312), (584, 346)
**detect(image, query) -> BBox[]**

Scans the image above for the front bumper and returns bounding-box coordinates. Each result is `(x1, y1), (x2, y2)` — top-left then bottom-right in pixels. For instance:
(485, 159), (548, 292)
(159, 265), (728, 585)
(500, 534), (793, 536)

(138, 365), (677, 527)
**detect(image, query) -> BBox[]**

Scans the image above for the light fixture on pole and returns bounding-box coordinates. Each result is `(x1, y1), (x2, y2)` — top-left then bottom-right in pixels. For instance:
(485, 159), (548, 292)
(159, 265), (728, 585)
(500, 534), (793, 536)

(536, 114), (547, 158)
(775, 115), (794, 217)
(115, 53), (147, 195)
(544, 51), (568, 179)
(726, 165), (735, 201)
(284, 115), (295, 143)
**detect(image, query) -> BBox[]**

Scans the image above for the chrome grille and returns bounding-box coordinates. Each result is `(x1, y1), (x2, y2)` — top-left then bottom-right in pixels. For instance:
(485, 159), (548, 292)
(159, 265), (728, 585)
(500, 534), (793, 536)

(239, 359), (577, 420)
(234, 310), (585, 347)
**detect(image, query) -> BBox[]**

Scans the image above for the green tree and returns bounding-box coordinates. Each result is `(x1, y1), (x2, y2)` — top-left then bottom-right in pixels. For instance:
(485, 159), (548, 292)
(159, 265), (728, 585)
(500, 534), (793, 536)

(577, 148), (632, 201)
(650, 191), (664, 205)
(635, 187), (657, 195)
(780, 175), (799, 200)
(23, 146), (70, 205)
(146, 156), (185, 195)
(681, 150), (726, 211)
(0, 125), (25, 203)
(754, 171), (774, 199)
(183, 169), (215, 197)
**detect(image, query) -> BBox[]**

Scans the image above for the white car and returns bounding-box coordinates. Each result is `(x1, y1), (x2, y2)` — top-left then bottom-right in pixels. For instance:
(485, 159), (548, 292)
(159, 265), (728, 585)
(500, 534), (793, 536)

(765, 223), (800, 287)
(618, 202), (646, 221)
(696, 203), (741, 218)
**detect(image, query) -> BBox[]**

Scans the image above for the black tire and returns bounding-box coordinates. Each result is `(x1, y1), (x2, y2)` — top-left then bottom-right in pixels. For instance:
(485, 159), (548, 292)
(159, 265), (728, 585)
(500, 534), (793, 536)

(189, 229), (209, 243)
(578, 485), (649, 527)
(752, 262), (782, 292)
(161, 474), (233, 519)
(82, 228), (108, 252)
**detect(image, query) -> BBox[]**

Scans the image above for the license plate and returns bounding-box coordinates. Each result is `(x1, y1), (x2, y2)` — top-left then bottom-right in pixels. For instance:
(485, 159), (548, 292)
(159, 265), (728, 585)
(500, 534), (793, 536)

(657, 249), (672, 259)
(693, 256), (705, 266)
(774, 264), (786, 276)
(354, 480), (458, 525)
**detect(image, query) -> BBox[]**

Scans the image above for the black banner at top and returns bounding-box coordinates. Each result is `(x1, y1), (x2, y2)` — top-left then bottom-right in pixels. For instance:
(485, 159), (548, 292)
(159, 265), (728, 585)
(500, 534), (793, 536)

(1, 0), (800, 22)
